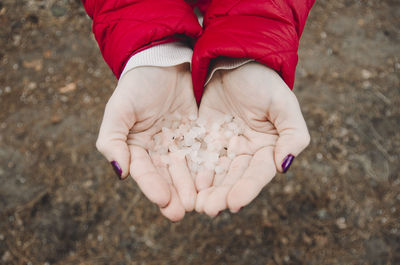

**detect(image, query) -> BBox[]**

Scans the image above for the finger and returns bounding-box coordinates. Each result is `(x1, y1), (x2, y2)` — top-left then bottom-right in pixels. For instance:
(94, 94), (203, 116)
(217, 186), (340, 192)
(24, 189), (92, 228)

(195, 169), (215, 191)
(227, 147), (276, 212)
(195, 187), (214, 213)
(129, 145), (171, 207)
(96, 91), (136, 179)
(160, 185), (186, 222)
(227, 136), (252, 156)
(203, 186), (230, 217)
(203, 155), (251, 217)
(149, 153), (186, 222)
(269, 90), (310, 173)
(168, 152), (197, 211)
(212, 157), (231, 186)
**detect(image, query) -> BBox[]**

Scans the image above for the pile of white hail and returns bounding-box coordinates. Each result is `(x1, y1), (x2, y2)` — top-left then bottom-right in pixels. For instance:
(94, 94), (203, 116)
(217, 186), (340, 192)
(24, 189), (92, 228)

(149, 114), (245, 175)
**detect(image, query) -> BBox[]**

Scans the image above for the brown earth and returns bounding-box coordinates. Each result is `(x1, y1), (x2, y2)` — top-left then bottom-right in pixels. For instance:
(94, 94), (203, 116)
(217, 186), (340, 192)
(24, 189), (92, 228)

(0, 0), (399, 264)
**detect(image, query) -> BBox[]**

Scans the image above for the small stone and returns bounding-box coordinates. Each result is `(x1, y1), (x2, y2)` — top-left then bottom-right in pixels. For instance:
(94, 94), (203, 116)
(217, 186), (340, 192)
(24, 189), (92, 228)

(331, 72), (339, 78)
(361, 69), (373, 79)
(281, 237), (289, 245)
(83, 180), (93, 188)
(59, 83), (77, 93)
(43, 50), (52, 58)
(50, 114), (62, 124)
(2, 251), (11, 262)
(362, 80), (371, 89)
(83, 94), (91, 103)
(27, 82), (37, 90)
(23, 59), (43, 71)
(320, 31), (327, 39)
(336, 217), (347, 229)
(17, 176), (26, 184)
(317, 209), (328, 219)
(283, 184), (293, 194)
(51, 4), (67, 17)
(13, 35), (21, 46)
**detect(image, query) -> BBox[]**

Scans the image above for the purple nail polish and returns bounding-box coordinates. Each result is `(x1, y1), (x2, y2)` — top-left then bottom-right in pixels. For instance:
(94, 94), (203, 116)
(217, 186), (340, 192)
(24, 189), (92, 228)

(111, 161), (122, 179)
(281, 154), (295, 173)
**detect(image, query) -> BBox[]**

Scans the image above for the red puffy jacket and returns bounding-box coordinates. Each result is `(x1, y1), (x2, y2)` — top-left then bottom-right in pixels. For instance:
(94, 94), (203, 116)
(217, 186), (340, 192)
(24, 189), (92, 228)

(82, 0), (315, 103)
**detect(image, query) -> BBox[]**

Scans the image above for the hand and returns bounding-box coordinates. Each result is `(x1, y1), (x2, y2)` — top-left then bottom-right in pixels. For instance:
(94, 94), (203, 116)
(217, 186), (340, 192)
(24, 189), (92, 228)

(96, 64), (198, 221)
(195, 62), (310, 216)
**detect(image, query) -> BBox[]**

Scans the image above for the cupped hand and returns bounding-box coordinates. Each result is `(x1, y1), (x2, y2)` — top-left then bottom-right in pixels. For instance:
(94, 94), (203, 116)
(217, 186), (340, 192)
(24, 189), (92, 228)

(195, 62), (310, 216)
(96, 64), (198, 221)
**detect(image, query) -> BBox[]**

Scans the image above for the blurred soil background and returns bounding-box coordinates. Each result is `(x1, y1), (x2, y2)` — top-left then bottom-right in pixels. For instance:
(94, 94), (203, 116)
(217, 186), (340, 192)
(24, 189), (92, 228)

(0, 0), (399, 264)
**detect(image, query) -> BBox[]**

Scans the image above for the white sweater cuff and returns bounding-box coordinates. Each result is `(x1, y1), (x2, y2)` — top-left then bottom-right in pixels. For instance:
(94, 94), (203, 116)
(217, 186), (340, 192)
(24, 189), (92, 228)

(204, 58), (254, 86)
(120, 42), (193, 79)
(120, 42), (254, 88)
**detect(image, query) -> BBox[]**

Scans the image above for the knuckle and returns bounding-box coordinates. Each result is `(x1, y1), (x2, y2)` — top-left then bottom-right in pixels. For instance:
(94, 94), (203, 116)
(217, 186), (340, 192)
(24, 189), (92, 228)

(297, 131), (311, 149)
(95, 138), (108, 153)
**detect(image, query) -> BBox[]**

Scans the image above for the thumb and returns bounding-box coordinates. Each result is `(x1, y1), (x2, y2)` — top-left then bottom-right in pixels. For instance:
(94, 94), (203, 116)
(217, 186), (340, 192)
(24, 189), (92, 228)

(96, 91), (136, 179)
(269, 91), (310, 173)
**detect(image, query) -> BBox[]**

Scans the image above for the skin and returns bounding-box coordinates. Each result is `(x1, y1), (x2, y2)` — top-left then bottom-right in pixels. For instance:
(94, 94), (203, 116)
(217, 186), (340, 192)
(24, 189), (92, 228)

(196, 62), (310, 217)
(96, 62), (310, 221)
(96, 64), (198, 222)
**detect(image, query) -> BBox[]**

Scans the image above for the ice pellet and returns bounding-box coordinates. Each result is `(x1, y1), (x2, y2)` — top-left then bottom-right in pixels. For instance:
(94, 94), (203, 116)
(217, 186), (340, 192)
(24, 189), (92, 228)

(148, 113), (246, 173)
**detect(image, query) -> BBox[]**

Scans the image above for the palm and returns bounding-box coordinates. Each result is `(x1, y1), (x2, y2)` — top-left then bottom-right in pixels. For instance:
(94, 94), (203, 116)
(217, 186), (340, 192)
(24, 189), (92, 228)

(196, 62), (309, 216)
(98, 64), (198, 221)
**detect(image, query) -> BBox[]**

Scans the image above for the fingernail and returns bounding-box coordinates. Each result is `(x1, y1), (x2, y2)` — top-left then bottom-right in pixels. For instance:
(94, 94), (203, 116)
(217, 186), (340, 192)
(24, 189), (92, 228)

(110, 160), (123, 179)
(281, 154), (295, 173)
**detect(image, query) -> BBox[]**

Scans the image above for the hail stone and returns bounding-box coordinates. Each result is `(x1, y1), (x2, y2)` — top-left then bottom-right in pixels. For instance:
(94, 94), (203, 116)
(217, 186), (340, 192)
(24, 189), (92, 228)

(149, 113), (246, 172)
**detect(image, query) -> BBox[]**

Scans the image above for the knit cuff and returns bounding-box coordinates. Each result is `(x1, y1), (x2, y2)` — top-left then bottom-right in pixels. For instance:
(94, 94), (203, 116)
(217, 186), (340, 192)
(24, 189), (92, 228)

(120, 42), (254, 89)
(204, 58), (254, 86)
(120, 42), (193, 79)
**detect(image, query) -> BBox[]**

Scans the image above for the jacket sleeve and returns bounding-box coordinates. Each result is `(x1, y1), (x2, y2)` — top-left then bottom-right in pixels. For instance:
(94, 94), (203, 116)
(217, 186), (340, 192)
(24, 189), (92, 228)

(191, 0), (315, 103)
(82, 0), (202, 78)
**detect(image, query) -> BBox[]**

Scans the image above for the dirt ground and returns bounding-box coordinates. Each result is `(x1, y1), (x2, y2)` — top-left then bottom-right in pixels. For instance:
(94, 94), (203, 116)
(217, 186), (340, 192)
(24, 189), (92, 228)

(0, 0), (399, 264)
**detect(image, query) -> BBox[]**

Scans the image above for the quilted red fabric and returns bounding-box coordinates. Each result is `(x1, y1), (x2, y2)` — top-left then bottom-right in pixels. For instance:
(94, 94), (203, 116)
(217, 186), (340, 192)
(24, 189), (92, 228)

(82, 0), (315, 104)
(82, 0), (202, 78)
(192, 0), (315, 103)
